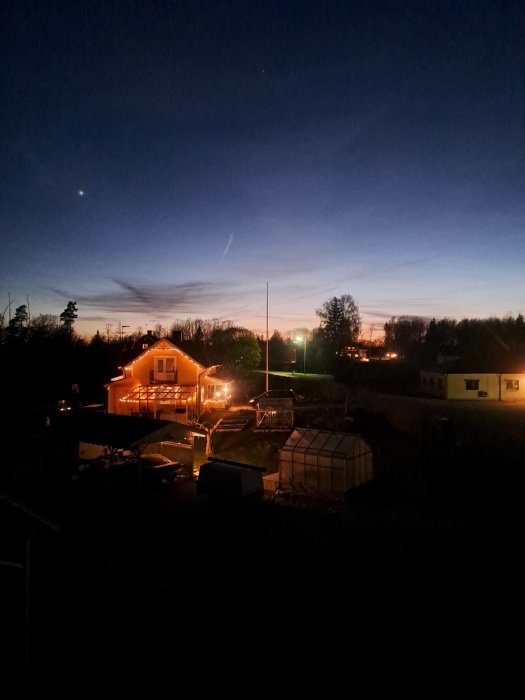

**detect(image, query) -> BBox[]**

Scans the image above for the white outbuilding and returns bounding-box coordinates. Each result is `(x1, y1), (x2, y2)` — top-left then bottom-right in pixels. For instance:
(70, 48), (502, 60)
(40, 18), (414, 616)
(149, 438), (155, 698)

(278, 428), (373, 500)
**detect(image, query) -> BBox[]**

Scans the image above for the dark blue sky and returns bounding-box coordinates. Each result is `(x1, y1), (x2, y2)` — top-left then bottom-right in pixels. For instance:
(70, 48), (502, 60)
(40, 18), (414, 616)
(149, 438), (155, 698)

(1, 0), (524, 338)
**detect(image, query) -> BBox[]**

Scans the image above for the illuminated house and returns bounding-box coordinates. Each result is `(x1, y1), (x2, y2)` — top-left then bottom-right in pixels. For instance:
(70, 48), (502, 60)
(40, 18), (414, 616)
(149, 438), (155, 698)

(106, 338), (231, 420)
(421, 370), (525, 400)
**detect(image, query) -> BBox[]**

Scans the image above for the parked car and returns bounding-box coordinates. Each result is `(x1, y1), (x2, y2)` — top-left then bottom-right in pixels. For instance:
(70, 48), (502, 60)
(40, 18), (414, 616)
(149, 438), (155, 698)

(248, 389), (301, 407)
(138, 453), (184, 485)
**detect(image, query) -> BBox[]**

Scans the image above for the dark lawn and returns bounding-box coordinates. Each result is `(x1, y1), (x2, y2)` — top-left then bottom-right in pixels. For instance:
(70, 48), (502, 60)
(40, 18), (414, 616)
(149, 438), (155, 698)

(7, 386), (525, 696)
(10, 451), (524, 698)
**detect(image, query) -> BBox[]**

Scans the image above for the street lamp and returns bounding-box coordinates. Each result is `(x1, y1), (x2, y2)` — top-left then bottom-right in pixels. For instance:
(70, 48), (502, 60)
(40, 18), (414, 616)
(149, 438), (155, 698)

(295, 336), (307, 374)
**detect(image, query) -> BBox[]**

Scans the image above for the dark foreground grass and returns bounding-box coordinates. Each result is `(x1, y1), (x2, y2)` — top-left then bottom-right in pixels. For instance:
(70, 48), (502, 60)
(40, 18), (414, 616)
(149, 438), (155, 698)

(9, 469), (523, 699)
(6, 386), (525, 697)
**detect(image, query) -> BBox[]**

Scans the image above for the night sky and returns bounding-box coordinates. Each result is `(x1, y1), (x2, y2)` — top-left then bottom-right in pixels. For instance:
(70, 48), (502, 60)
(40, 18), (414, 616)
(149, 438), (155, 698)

(1, 0), (524, 339)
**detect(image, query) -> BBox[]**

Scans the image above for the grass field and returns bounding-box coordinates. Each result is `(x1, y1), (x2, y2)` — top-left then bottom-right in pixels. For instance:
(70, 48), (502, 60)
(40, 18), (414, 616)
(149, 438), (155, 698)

(213, 425), (289, 472)
(259, 370), (334, 380)
(200, 372), (348, 471)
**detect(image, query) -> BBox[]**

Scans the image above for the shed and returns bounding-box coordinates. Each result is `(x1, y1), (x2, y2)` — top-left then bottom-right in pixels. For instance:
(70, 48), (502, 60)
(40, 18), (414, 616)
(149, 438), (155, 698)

(278, 428), (373, 500)
(197, 458), (264, 498)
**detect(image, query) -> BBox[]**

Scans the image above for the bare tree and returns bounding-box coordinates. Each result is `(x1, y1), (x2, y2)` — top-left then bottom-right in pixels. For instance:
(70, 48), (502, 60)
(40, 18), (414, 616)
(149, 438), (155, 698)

(193, 414), (223, 457)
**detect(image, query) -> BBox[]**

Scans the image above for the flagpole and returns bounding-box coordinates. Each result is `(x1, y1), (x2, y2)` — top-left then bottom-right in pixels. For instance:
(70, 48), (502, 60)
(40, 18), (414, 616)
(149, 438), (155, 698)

(266, 282), (269, 393)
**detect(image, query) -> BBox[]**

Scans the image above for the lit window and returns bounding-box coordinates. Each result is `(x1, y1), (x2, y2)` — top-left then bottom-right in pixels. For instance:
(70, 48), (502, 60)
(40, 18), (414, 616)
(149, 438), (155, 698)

(506, 380), (519, 391)
(464, 379), (479, 390)
(207, 385), (222, 400)
(154, 356), (176, 379)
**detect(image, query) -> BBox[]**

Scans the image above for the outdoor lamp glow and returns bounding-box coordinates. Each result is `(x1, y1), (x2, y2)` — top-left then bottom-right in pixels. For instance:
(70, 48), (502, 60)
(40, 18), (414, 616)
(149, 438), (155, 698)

(295, 336), (307, 374)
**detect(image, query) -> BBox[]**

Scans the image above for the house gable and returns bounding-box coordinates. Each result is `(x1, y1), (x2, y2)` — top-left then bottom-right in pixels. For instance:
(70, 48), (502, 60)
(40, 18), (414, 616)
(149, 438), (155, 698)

(123, 338), (205, 383)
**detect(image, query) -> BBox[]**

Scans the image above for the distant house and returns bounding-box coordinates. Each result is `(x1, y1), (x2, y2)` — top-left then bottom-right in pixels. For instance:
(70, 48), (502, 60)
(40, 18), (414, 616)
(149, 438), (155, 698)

(421, 369), (525, 400)
(344, 345), (370, 361)
(137, 329), (159, 350)
(106, 338), (231, 420)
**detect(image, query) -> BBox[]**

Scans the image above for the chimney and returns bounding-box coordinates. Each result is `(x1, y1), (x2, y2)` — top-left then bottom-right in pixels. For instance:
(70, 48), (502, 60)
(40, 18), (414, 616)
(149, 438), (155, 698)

(172, 330), (182, 345)
(147, 329), (153, 337)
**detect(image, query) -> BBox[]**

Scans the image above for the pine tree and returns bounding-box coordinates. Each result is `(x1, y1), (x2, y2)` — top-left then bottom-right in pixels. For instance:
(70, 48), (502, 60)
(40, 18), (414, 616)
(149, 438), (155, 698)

(8, 304), (29, 337)
(60, 301), (78, 333)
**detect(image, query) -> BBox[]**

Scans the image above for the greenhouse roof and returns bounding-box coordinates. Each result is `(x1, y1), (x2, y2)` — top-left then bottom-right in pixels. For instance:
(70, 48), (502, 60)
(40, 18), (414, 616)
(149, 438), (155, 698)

(280, 428), (368, 458)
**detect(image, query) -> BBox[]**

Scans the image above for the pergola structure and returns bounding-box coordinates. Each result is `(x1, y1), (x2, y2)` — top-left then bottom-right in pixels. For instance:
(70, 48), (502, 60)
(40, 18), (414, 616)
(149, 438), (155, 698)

(120, 384), (197, 418)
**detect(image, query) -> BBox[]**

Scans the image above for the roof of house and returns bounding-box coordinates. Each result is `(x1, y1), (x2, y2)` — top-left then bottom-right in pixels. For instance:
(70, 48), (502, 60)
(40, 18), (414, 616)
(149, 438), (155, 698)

(423, 359), (525, 374)
(280, 428), (371, 459)
(54, 411), (204, 449)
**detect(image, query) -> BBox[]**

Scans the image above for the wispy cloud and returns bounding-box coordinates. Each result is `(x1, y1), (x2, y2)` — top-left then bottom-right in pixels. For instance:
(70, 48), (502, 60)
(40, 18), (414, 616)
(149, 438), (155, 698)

(113, 279), (154, 305)
(240, 256), (327, 278)
(49, 279), (237, 316)
(360, 298), (459, 322)
(48, 276), (333, 331)
(79, 315), (116, 323)
(222, 232), (234, 258)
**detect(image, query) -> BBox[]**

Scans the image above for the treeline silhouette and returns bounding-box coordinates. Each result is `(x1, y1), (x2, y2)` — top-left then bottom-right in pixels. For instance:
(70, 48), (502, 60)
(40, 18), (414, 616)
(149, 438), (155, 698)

(384, 314), (525, 367)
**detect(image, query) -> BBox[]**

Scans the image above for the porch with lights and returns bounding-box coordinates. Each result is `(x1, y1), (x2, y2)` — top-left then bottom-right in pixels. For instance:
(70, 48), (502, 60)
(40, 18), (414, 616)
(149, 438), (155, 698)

(120, 383), (197, 418)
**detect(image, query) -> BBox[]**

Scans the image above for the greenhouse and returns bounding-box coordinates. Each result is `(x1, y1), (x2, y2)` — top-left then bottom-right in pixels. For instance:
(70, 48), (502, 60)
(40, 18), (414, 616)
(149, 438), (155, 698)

(279, 428), (373, 500)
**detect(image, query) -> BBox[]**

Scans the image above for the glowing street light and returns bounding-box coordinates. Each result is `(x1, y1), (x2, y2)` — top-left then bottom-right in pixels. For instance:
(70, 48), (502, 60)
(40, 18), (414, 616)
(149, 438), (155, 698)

(295, 335), (307, 374)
